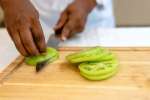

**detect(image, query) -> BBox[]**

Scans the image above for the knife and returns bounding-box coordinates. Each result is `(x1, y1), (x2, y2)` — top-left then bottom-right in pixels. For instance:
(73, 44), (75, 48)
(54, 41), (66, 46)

(36, 32), (61, 72)
(36, 58), (50, 72)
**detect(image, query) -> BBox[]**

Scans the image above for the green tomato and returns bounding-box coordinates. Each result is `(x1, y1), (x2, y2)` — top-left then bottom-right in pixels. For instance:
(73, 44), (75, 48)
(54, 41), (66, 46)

(25, 47), (59, 66)
(98, 53), (116, 61)
(66, 47), (105, 63)
(66, 46), (119, 81)
(79, 60), (118, 76)
(80, 68), (118, 81)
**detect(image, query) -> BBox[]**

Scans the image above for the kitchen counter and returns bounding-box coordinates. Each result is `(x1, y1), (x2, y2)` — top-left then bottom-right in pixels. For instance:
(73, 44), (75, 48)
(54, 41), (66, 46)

(0, 27), (150, 72)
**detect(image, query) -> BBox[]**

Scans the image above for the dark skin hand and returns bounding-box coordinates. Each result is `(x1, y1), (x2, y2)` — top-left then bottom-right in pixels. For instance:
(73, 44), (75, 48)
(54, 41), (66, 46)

(0, 0), (96, 56)
(0, 0), (46, 56)
(54, 0), (96, 40)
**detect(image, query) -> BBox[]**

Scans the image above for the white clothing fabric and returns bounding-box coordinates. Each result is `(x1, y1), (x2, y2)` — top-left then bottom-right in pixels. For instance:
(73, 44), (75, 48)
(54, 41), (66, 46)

(31, 0), (115, 42)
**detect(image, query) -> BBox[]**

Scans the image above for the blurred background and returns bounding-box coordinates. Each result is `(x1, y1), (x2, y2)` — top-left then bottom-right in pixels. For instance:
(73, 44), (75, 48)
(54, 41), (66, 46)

(114, 0), (150, 27)
(0, 0), (150, 27)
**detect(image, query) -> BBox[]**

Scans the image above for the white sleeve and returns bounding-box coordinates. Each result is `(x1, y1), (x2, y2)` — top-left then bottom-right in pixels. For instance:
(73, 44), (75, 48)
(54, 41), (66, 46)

(96, 0), (103, 4)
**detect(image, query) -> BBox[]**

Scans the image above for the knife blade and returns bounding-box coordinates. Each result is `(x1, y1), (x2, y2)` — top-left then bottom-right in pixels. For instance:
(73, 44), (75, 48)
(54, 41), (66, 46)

(36, 58), (50, 72)
(47, 33), (61, 50)
(36, 33), (61, 72)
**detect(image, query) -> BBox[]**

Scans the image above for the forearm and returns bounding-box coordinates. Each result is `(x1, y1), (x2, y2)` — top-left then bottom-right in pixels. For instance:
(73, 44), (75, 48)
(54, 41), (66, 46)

(75, 0), (97, 14)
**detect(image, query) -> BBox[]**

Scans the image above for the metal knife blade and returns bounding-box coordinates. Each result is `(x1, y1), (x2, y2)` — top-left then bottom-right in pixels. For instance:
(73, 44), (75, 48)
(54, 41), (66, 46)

(36, 33), (61, 72)
(36, 58), (50, 72)
(47, 34), (61, 50)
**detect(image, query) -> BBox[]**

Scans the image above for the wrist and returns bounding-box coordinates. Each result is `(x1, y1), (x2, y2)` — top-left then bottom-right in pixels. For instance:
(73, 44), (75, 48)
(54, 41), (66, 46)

(75, 0), (96, 14)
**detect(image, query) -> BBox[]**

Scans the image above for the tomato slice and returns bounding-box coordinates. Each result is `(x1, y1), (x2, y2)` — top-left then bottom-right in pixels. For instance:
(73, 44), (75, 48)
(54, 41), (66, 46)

(66, 47), (105, 63)
(67, 47), (116, 63)
(79, 59), (118, 76)
(25, 47), (59, 66)
(66, 47), (119, 81)
(80, 68), (118, 81)
(99, 53), (116, 61)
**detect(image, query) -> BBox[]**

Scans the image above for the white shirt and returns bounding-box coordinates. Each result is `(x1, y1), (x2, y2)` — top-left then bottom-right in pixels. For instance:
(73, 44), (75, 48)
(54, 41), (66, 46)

(31, 0), (115, 42)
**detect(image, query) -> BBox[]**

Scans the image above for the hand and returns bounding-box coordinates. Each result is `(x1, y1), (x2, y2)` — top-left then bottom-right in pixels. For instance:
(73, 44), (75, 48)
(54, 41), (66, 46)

(0, 0), (46, 56)
(54, 0), (96, 40)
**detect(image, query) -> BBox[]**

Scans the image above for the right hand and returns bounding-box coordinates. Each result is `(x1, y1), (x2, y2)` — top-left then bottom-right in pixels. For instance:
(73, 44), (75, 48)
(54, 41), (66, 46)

(1, 0), (46, 56)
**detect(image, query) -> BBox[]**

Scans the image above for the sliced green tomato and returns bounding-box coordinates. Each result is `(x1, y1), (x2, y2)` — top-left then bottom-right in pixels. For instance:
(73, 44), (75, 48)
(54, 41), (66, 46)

(79, 60), (118, 76)
(102, 59), (118, 64)
(95, 48), (116, 61)
(25, 47), (59, 66)
(80, 68), (118, 81)
(66, 47), (116, 63)
(66, 47), (106, 63)
(67, 47), (104, 59)
(99, 53), (116, 61)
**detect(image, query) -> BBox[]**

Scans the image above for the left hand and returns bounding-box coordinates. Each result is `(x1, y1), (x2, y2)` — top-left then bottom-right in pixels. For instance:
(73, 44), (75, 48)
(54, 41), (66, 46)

(54, 0), (96, 40)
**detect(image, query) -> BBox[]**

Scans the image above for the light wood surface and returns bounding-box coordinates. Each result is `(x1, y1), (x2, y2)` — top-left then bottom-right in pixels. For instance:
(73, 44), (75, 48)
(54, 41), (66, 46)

(0, 48), (150, 100)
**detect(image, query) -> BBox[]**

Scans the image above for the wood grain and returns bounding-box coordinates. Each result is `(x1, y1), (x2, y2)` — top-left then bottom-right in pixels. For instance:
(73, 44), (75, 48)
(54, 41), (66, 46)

(0, 48), (150, 100)
(0, 56), (24, 83)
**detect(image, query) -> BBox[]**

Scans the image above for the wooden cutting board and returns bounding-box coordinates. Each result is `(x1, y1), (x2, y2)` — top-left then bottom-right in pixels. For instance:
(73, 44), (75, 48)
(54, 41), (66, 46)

(0, 47), (150, 100)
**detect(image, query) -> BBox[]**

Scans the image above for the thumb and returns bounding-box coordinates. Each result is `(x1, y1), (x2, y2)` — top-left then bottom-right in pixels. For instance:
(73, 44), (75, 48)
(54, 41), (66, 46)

(61, 18), (76, 41)
(61, 26), (70, 41)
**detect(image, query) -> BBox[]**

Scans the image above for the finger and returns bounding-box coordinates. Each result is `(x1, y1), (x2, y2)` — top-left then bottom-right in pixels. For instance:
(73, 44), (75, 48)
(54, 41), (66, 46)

(61, 28), (70, 41)
(61, 19), (75, 40)
(55, 29), (62, 40)
(19, 24), (39, 56)
(54, 11), (68, 31)
(7, 28), (28, 56)
(31, 19), (46, 53)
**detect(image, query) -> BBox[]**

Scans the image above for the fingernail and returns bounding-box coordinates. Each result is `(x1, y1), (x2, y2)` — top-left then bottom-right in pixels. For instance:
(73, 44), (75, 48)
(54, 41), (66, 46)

(61, 36), (67, 41)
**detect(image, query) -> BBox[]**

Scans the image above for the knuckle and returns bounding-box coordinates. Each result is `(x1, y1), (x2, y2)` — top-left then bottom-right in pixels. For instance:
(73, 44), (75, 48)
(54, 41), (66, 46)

(16, 14), (27, 24)
(31, 51), (39, 56)
(32, 12), (39, 20)
(34, 33), (43, 42)
(23, 39), (31, 46)
(67, 4), (76, 12)
(79, 22), (85, 29)
(15, 14), (35, 26)
(21, 53), (27, 56)
(60, 12), (65, 16)
(39, 44), (46, 52)
(34, 9), (39, 17)
(32, 18), (39, 26)
(77, 24), (85, 32)
(60, 12), (67, 19)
